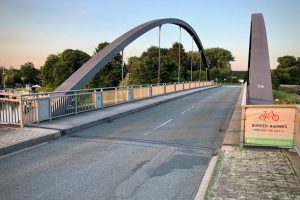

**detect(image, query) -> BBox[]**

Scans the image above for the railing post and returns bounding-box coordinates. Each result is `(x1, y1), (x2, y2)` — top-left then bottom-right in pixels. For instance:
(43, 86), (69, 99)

(94, 89), (103, 109)
(19, 95), (24, 128)
(127, 87), (133, 101)
(49, 95), (52, 121)
(75, 92), (78, 115)
(163, 84), (166, 94)
(148, 85), (152, 97)
(36, 94), (39, 124)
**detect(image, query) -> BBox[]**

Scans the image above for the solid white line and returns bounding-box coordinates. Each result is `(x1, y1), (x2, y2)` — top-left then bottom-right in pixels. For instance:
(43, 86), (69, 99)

(144, 119), (174, 135)
(180, 106), (195, 115)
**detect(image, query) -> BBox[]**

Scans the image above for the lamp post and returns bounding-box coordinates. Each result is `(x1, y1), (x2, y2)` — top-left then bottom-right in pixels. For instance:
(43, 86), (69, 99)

(2, 67), (6, 88)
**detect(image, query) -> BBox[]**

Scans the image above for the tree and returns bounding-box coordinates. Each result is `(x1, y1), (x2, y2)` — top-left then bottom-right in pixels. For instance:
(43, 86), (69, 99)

(19, 62), (40, 84)
(87, 42), (124, 88)
(5, 67), (22, 87)
(168, 42), (188, 81)
(205, 47), (234, 80)
(40, 49), (91, 88)
(39, 54), (59, 86)
(272, 55), (300, 86)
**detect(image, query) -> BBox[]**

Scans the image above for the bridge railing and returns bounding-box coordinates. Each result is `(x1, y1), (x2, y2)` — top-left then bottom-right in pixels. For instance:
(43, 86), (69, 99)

(0, 81), (214, 127)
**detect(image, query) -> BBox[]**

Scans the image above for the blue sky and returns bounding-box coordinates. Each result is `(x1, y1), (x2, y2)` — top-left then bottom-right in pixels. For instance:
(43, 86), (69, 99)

(0, 0), (299, 70)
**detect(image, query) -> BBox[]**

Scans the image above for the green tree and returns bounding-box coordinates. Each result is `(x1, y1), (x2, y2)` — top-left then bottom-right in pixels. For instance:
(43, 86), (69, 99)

(5, 67), (22, 87)
(19, 62), (40, 84)
(87, 42), (124, 88)
(205, 47), (234, 80)
(39, 54), (59, 86)
(40, 49), (91, 88)
(272, 55), (300, 86)
(168, 42), (188, 81)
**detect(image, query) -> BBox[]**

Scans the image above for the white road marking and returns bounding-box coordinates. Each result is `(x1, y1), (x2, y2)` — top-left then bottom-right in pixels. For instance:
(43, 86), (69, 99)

(180, 106), (195, 115)
(144, 119), (174, 135)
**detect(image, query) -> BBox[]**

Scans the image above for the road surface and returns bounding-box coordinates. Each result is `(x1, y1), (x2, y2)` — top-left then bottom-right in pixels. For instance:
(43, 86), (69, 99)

(0, 86), (240, 200)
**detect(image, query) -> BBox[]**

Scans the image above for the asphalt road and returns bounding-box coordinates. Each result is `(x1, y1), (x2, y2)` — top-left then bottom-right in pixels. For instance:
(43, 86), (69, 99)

(0, 86), (240, 200)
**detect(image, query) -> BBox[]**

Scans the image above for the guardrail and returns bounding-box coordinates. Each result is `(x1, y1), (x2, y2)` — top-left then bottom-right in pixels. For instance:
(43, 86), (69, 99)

(0, 81), (214, 127)
(240, 82), (300, 156)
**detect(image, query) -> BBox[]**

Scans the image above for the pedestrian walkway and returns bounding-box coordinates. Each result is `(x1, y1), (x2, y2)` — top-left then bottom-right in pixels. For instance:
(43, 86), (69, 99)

(207, 147), (300, 200)
(0, 125), (60, 156)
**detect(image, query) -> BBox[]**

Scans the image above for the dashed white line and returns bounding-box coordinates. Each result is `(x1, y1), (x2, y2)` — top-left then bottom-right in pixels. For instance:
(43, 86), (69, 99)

(144, 119), (174, 135)
(180, 106), (195, 115)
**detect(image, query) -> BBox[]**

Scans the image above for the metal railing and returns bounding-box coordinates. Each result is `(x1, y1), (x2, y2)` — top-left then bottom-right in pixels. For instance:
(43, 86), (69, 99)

(0, 81), (214, 127)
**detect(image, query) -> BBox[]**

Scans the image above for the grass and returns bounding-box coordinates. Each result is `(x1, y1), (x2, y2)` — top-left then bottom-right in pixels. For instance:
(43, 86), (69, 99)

(207, 188), (215, 198)
(273, 87), (300, 104)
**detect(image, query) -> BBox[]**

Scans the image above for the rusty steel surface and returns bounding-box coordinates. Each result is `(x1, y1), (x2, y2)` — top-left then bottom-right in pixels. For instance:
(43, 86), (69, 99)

(247, 13), (273, 105)
(55, 18), (210, 92)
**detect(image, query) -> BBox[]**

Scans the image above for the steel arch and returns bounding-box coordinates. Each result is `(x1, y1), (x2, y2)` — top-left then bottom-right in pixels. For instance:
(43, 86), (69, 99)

(247, 13), (273, 104)
(55, 18), (210, 92)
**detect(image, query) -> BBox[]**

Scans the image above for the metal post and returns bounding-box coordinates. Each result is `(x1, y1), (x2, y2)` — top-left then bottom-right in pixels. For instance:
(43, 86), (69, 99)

(199, 50), (202, 82)
(121, 50), (124, 82)
(148, 85), (152, 97)
(158, 25), (161, 85)
(191, 36), (193, 81)
(75, 92), (78, 115)
(2, 67), (6, 89)
(19, 95), (24, 128)
(178, 26), (181, 83)
(206, 68), (208, 82)
(36, 94), (39, 124)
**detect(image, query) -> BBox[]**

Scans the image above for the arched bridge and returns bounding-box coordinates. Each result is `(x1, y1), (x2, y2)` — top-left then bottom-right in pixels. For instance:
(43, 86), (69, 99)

(55, 18), (210, 92)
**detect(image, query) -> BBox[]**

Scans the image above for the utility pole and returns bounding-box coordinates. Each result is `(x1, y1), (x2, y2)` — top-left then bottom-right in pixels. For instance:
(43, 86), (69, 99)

(2, 67), (6, 88)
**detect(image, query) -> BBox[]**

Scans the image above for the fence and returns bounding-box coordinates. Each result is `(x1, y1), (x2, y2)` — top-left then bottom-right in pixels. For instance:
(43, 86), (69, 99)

(240, 83), (300, 156)
(0, 81), (214, 127)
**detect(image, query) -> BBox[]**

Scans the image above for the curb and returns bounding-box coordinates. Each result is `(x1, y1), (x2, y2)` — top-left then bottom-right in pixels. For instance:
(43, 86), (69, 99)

(194, 155), (219, 200)
(194, 85), (244, 199)
(0, 131), (61, 157)
(59, 85), (220, 135)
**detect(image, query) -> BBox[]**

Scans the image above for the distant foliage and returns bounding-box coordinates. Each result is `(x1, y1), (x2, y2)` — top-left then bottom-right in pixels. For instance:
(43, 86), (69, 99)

(272, 56), (300, 89)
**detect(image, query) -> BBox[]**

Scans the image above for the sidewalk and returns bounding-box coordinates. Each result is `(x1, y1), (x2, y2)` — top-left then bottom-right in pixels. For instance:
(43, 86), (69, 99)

(0, 125), (60, 156)
(0, 85), (218, 156)
(204, 89), (300, 199)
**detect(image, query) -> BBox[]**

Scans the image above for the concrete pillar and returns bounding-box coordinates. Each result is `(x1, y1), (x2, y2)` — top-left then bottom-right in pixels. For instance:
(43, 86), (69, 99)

(163, 84), (166, 94)
(174, 83), (177, 92)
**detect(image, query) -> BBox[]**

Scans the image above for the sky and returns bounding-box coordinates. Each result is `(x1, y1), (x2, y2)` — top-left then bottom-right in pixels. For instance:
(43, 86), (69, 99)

(0, 0), (300, 71)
